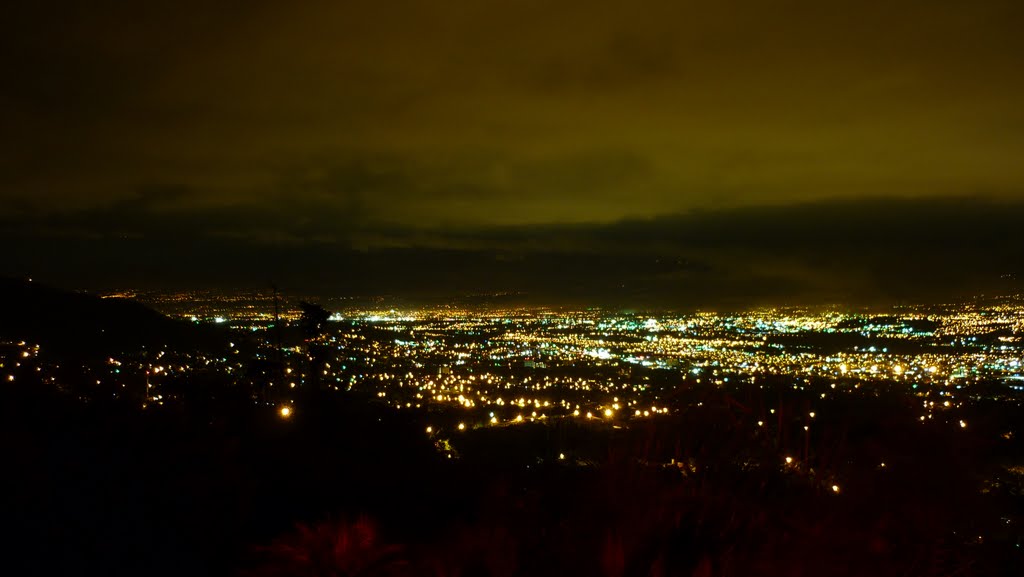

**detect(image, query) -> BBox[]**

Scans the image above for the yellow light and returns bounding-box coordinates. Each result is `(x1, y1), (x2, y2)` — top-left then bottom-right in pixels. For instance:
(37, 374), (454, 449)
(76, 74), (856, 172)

(490, 416), (498, 424)
(586, 411), (593, 419)
(426, 426), (433, 434)
(458, 422), (466, 431)
(785, 456), (793, 464)
(809, 412), (815, 418)
(279, 406), (292, 418)
(757, 420), (764, 426)
(559, 453), (565, 460)
(604, 408), (613, 418)
(880, 462), (886, 468)
(960, 420), (967, 429)
(832, 484), (840, 493)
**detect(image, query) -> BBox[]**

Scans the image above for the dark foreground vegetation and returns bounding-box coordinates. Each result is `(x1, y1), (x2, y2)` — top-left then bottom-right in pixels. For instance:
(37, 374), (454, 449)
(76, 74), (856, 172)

(4, 376), (1023, 577)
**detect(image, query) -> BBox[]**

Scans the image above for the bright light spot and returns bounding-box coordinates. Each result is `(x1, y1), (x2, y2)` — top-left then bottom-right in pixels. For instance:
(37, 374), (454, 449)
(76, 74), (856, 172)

(880, 462), (886, 468)
(426, 426), (433, 434)
(490, 416), (498, 424)
(832, 484), (840, 493)
(809, 412), (816, 418)
(278, 406), (292, 418)
(586, 411), (593, 419)
(559, 453), (565, 460)
(457, 422), (466, 431)
(785, 456), (793, 464)
(214, 317), (226, 323)
(757, 421), (764, 427)
(960, 420), (967, 429)
(604, 408), (613, 418)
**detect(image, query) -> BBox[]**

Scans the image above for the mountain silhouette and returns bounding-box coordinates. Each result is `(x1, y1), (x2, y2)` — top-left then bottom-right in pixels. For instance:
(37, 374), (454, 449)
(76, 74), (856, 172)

(0, 277), (229, 356)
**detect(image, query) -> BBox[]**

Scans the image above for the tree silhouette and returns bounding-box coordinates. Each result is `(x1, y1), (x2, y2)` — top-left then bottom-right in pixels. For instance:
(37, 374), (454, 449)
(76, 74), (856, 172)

(299, 301), (332, 394)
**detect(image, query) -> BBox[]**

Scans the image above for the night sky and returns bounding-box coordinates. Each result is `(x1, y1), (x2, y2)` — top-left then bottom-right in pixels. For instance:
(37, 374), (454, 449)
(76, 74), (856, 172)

(4, 1), (1024, 306)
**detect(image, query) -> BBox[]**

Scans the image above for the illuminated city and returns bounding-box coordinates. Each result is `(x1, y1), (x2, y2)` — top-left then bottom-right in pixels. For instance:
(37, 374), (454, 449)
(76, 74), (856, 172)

(6, 0), (1024, 574)
(5, 285), (1024, 576)
(6, 291), (1024, 476)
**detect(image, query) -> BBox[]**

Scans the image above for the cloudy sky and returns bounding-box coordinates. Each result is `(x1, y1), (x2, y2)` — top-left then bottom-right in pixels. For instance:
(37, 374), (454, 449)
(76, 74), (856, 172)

(4, 1), (1024, 306)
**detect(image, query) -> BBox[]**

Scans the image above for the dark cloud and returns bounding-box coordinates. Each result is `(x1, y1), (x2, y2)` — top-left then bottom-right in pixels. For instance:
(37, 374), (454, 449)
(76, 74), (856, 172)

(2, 1), (1023, 303)
(5, 196), (1022, 307)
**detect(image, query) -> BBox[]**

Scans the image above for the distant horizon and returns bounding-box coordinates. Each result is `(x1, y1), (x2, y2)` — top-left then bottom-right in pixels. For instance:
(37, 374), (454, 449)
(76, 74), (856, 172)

(7, 277), (1016, 317)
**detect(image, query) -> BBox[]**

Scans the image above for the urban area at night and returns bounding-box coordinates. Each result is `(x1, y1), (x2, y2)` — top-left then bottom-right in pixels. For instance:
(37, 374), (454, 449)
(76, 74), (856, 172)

(4, 281), (1024, 574)
(5, 0), (1024, 574)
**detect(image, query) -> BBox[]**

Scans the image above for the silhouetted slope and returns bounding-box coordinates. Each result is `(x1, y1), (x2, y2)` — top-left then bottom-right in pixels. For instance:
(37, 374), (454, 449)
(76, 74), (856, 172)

(0, 277), (228, 355)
